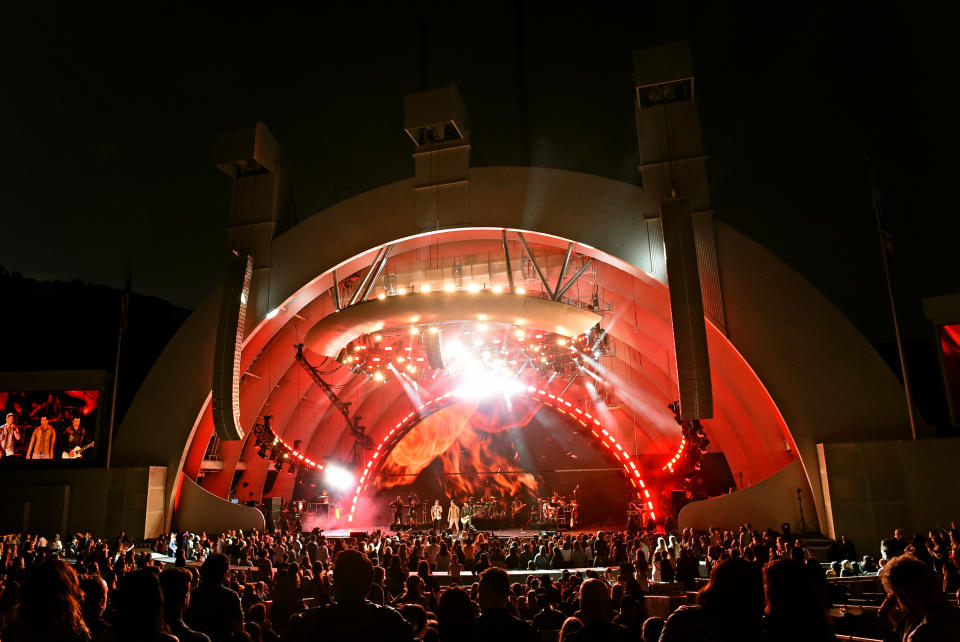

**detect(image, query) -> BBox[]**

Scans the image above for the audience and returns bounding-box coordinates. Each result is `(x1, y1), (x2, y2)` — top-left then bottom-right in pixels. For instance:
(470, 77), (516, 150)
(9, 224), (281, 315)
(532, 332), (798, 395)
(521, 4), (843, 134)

(1, 520), (959, 642)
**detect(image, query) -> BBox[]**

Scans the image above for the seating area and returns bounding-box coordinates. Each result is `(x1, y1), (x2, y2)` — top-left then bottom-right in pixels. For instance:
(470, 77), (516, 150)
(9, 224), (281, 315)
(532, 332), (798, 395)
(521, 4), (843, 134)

(2, 523), (959, 641)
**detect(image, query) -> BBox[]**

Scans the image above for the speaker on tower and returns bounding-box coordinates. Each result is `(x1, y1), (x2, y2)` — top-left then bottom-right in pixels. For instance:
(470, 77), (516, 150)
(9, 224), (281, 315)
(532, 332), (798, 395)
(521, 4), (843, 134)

(425, 331), (445, 369)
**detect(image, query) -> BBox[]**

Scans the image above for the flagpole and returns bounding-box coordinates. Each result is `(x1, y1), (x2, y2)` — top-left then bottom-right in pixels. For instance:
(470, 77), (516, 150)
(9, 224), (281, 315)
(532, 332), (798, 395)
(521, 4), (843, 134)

(867, 158), (918, 440)
(105, 266), (130, 471)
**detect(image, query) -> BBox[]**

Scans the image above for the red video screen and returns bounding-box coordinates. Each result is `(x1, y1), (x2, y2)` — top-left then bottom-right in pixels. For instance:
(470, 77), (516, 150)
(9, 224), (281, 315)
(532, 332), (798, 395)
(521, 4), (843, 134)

(940, 324), (960, 426)
(1, 390), (100, 461)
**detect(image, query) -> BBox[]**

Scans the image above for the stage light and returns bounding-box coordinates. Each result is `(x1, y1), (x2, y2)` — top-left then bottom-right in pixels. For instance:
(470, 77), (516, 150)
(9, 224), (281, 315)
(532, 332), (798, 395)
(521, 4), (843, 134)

(410, 327), (420, 335)
(466, 283), (480, 293)
(378, 293), (386, 300)
(516, 287), (525, 295)
(429, 326), (439, 334)
(421, 284), (431, 293)
(454, 374), (525, 399)
(406, 365), (416, 373)
(557, 338), (567, 346)
(325, 464), (355, 491)
(398, 287), (407, 295)
(444, 283), (455, 292)
(492, 285), (503, 294)
(373, 371), (384, 382)
(477, 323), (487, 331)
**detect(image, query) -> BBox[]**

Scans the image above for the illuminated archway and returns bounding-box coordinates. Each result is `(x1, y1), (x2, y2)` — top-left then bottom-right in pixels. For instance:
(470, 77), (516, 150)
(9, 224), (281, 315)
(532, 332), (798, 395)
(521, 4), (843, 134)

(337, 387), (657, 524)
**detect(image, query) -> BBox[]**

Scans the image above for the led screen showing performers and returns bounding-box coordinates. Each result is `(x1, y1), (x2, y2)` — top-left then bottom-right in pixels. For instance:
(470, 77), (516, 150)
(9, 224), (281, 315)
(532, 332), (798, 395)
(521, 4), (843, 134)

(0, 390), (100, 462)
(939, 323), (960, 426)
(372, 396), (629, 528)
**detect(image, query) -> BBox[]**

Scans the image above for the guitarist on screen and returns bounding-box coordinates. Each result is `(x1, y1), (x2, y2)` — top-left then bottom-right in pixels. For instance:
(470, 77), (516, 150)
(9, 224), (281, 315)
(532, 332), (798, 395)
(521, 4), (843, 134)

(61, 417), (87, 459)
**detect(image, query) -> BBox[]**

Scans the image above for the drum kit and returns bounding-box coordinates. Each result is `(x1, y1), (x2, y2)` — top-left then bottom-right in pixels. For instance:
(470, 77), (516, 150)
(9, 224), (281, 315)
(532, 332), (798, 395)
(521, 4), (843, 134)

(536, 493), (579, 529)
(462, 496), (509, 519)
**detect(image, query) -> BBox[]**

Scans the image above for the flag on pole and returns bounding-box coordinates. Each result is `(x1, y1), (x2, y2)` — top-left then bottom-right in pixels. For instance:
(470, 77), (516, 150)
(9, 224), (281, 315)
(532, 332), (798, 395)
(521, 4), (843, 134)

(867, 158), (895, 260)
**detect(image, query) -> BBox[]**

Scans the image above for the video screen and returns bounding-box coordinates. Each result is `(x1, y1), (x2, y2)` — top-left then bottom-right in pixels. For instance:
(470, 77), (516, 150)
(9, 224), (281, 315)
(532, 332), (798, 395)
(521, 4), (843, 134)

(939, 323), (960, 426)
(0, 390), (100, 462)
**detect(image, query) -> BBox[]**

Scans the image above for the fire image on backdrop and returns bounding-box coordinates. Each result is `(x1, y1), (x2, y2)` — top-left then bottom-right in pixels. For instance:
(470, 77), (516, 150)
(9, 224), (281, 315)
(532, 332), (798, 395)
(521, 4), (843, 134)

(377, 397), (541, 499)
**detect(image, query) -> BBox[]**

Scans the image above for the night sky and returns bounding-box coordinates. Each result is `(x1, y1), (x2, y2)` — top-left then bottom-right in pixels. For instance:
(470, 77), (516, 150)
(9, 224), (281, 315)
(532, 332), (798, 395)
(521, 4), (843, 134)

(2, 2), (957, 346)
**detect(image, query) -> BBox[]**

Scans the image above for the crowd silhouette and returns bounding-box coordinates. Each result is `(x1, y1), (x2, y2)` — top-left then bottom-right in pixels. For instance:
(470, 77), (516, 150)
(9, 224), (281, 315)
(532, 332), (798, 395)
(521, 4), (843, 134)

(0, 521), (958, 641)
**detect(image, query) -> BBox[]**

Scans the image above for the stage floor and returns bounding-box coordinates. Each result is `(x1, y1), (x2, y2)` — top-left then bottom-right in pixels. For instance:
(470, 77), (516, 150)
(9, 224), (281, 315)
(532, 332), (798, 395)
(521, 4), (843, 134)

(322, 523), (626, 539)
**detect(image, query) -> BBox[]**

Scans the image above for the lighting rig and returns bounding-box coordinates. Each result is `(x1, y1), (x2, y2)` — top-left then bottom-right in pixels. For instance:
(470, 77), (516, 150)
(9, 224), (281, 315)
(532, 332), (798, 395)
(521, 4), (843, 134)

(663, 400), (711, 489)
(336, 321), (614, 387)
(251, 415), (323, 475)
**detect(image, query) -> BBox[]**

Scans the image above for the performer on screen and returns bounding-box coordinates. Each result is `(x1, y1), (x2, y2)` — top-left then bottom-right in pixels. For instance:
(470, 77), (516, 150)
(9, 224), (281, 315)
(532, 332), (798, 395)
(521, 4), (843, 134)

(431, 500), (443, 531)
(390, 495), (404, 526)
(1, 413), (20, 457)
(62, 417), (87, 459)
(26, 417), (56, 460)
(447, 499), (460, 535)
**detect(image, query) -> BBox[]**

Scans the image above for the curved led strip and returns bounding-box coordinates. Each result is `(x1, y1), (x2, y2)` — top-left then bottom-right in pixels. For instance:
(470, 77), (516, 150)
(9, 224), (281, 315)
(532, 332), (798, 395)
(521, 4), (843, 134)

(346, 386), (656, 524)
(266, 432), (325, 471)
(661, 437), (687, 473)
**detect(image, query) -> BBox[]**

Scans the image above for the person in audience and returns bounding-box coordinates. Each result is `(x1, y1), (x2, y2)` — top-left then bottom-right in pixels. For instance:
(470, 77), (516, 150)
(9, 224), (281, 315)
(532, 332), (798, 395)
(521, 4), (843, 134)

(183, 553), (244, 642)
(281, 549), (412, 641)
(268, 564), (304, 632)
(880, 553), (960, 641)
(531, 589), (566, 632)
(660, 557), (762, 642)
(641, 616), (664, 642)
(761, 559), (834, 641)
(882, 528), (908, 560)
(473, 567), (537, 641)
(3, 560), (89, 641)
(160, 567), (210, 642)
(435, 586), (474, 641)
(105, 568), (176, 641)
(558, 615), (583, 642)
(79, 574), (111, 637)
(564, 577), (630, 641)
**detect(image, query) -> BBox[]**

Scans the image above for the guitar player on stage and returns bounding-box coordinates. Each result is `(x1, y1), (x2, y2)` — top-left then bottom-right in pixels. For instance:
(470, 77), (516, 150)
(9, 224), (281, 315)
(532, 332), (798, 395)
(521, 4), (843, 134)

(62, 417), (87, 459)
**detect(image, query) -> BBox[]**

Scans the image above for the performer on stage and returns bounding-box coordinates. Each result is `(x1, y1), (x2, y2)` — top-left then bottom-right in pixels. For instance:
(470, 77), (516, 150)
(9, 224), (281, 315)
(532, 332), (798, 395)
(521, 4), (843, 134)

(430, 500), (443, 531)
(390, 495), (404, 526)
(511, 496), (526, 528)
(447, 499), (460, 535)
(460, 501), (474, 531)
(407, 491), (420, 527)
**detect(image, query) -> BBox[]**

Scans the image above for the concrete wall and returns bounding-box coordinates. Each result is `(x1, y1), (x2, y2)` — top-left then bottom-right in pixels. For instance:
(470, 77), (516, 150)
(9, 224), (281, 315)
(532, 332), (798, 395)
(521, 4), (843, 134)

(678, 458), (818, 533)
(113, 286), (222, 531)
(174, 474), (265, 535)
(818, 438), (960, 557)
(714, 223), (914, 531)
(0, 466), (165, 540)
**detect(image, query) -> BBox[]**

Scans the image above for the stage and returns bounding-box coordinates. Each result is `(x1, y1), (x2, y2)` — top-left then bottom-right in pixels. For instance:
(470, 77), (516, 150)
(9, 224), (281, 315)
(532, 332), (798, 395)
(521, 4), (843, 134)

(320, 523), (631, 539)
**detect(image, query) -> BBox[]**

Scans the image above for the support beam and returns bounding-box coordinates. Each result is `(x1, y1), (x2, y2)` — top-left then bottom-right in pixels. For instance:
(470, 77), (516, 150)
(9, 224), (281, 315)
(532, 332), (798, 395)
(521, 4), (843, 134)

(555, 259), (594, 301)
(516, 231), (554, 298)
(502, 229), (516, 293)
(359, 244), (393, 302)
(331, 269), (341, 312)
(553, 243), (574, 300)
(348, 247), (385, 306)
